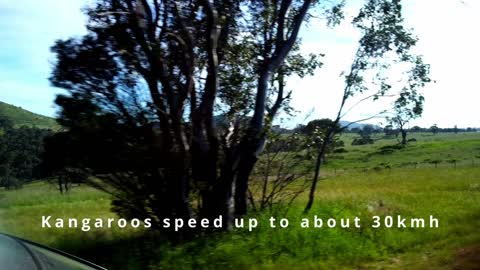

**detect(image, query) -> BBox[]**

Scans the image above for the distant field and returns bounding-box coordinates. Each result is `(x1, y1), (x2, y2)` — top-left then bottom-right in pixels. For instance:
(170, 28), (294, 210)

(1, 132), (479, 269)
(329, 132), (480, 170)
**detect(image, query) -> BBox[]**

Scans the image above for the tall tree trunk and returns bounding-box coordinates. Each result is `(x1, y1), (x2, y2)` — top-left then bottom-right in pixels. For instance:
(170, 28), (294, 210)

(234, 153), (258, 216)
(232, 0), (312, 218)
(304, 129), (334, 214)
(304, 148), (324, 213)
(58, 176), (63, 194)
(401, 129), (407, 145)
(193, 124), (234, 229)
(168, 155), (191, 220)
(233, 67), (270, 217)
(233, 131), (266, 216)
(201, 177), (234, 228)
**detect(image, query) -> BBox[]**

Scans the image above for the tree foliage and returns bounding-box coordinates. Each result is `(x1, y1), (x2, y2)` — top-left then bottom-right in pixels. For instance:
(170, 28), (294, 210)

(301, 118), (342, 136)
(387, 80), (427, 145)
(0, 118), (52, 189)
(41, 0), (432, 230)
(42, 0), (324, 232)
(304, 0), (431, 212)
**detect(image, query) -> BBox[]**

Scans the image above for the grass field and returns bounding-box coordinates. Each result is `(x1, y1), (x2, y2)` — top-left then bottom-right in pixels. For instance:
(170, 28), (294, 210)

(1, 132), (479, 269)
(327, 132), (480, 170)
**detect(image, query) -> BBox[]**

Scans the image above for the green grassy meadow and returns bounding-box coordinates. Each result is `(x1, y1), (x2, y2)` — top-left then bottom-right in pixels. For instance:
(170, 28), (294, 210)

(1, 132), (479, 269)
(0, 101), (58, 129)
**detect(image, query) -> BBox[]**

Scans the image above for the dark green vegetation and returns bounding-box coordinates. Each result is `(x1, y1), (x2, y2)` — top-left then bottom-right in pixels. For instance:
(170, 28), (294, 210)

(0, 113), (52, 189)
(1, 132), (479, 269)
(0, 101), (58, 129)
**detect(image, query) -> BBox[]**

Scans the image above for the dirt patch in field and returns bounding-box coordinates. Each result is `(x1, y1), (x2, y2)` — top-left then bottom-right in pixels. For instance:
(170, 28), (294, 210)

(452, 244), (480, 270)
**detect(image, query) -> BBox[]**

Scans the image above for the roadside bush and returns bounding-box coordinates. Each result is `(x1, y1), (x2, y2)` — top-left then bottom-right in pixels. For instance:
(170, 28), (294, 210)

(377, 144), (404, 154)
(351, 136), (374, 145)
(0, 177), (22, 190)
(333, 148), (348, 153)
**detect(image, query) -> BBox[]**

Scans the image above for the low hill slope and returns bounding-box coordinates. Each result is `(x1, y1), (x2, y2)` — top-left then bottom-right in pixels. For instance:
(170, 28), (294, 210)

(0, 101), (58, 129)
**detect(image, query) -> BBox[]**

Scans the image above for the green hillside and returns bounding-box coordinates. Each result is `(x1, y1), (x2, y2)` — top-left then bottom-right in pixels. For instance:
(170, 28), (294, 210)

(0, 101), (58, 129)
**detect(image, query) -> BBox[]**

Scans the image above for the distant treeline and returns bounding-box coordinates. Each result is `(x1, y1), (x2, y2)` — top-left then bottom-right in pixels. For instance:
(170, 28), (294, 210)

(406, 126), (477, 133)
(343, 125), (477, 134)
(0, 117), (52, 189)
(286, 123), (478, 136)
(0, 112), (477, 191)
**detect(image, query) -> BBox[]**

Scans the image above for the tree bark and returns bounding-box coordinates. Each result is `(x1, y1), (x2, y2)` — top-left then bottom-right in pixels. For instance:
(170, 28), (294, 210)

(237, 0), (312, 216)
(304, 145), (325, 213)
(401, 129), (407, 145)
(234, 151), (258, 216)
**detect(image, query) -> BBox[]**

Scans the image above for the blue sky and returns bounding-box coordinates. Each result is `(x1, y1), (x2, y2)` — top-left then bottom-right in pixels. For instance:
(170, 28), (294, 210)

(0, 0), (479, 128)
(0, 0), (86, 115)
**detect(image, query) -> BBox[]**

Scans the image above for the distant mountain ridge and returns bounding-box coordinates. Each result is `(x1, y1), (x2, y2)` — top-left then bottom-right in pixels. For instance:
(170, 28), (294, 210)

(0, 101), (58, 129)
(339, 120), (381, 130)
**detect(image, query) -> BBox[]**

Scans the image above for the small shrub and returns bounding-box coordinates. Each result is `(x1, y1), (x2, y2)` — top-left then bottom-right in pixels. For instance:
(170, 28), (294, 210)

(0, 177), (23, 190)
(446, 159), (459, 168)
(377, 144), (404, 155)
(378, 162), (392, 169)
(351, 136), (374, 145)
(425, 159), (442, 168)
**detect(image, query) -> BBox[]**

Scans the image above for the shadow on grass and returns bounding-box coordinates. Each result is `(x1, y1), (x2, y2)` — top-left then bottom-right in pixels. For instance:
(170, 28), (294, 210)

(54, 231), (215, 270)
(55, 232), (164, 269)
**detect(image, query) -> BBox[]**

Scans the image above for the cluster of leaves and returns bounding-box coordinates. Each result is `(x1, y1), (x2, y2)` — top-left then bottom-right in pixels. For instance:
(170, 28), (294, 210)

(351, 124), (376, 145)
(351, 136), (374, 146)
(297, 118), (345, 157)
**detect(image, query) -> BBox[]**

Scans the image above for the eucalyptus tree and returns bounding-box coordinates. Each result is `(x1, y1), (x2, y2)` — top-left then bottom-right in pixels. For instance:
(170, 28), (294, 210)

(387, 88), (425, 145)
(44, 0), (325, 231)
(304, 0), (431, 213)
